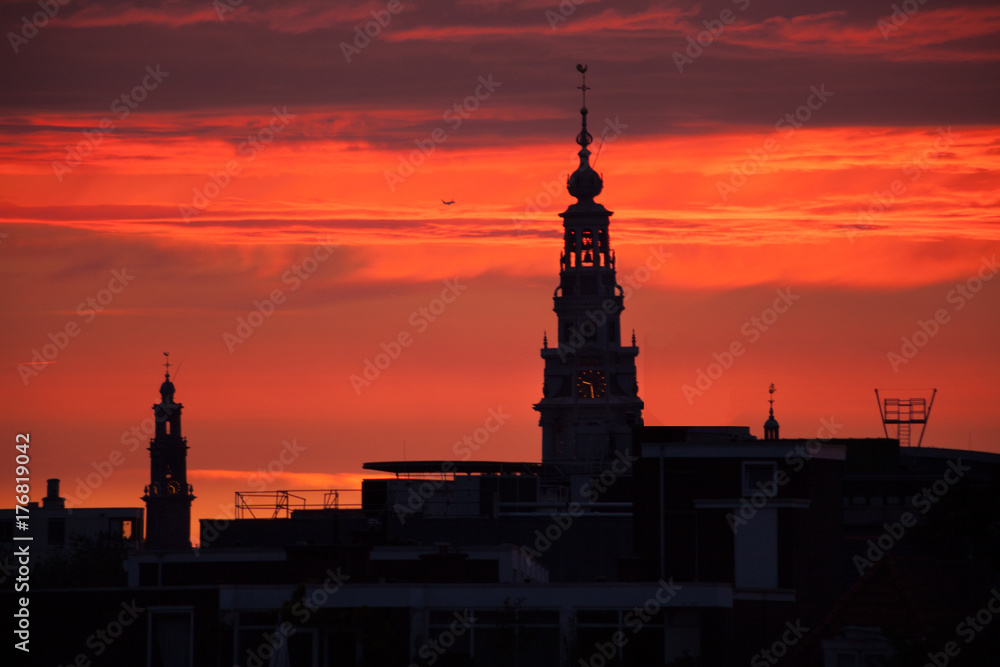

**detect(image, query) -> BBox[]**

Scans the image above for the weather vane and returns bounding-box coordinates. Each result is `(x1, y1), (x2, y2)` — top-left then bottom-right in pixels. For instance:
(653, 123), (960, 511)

(576, 63), (589, 108)
(163, 351), (172, 377)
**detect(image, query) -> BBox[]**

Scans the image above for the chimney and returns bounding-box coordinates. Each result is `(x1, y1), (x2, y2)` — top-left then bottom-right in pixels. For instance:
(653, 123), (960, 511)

(43, 478), (65, 509)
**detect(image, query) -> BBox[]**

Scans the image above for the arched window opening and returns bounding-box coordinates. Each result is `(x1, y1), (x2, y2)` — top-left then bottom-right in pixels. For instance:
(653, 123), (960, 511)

(581, 230), (594, 264)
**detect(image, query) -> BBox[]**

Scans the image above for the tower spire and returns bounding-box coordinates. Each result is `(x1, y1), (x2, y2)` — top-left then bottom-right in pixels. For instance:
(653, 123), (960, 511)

(143, 353), (194, 549)
(568, 64), (602, 202)
(764, 383), (780, 440)
(534, 68), (642, 473)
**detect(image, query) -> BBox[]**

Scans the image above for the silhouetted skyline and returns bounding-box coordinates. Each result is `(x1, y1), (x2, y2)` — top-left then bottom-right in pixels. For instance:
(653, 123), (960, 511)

(2, 0), (998, 540)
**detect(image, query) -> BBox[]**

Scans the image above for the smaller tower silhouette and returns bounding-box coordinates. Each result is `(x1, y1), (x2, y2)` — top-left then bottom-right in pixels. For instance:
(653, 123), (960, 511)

(764, 383), (780, 440)
(142, 353), (195, 549)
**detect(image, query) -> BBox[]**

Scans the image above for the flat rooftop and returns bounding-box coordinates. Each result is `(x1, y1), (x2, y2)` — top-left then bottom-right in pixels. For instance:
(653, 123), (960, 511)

(363, 460), (542, 476)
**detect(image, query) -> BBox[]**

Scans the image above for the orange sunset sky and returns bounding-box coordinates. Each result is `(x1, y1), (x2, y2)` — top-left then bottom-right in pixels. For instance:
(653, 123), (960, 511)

(1, 0), (999, 542)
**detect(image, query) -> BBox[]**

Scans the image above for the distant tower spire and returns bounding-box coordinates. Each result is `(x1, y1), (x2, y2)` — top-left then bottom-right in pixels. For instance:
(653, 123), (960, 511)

(143, 353), (195, 549)
(764, 383), (780, 440)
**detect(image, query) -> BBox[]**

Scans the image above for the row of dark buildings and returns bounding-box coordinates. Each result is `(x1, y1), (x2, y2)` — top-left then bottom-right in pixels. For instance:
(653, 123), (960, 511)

(4, 88), (999, 667)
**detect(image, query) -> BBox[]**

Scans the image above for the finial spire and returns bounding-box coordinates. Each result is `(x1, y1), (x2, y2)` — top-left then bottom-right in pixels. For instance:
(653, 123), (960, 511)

(764, 383), (780, 440)
(575, 64), (592, 148)
(163, 351), (172, 379)
(568, 64), (602, 201)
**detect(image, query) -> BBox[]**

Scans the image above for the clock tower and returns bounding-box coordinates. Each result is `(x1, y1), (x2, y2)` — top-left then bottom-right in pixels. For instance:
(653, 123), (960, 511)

(534, 67), (644, 473)
(142, 353), (195, 549)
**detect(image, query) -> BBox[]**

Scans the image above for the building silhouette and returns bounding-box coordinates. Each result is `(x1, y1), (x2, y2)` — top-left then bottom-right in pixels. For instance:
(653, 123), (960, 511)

(4, 72), (1000, 667)
(0, 478), (142, 563)
(764, 384), (780, 440)
(142, 355), (195, 550)
(535, 73), (643, 472)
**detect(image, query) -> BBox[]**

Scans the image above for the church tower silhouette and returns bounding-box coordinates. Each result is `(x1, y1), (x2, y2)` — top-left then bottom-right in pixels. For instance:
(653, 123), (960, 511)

(534, 67), (644, 473)
(142, 354), (195, 549)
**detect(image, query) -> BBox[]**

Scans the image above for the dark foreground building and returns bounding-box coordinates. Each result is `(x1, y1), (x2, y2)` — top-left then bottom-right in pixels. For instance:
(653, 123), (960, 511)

(4, 80), (1000, 667)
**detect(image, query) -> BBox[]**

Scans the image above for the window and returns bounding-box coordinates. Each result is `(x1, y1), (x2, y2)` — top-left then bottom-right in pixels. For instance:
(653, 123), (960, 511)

(326, 630), (357, 666)
(148, 608), (193, 667)
(822, 627), (894, 666)
(742, 461), (777, 496)
(828, 650), (893, 667)
(110, 518), (136, 541)
(47, 519), (66, 546)
(581, 230), (594, 263)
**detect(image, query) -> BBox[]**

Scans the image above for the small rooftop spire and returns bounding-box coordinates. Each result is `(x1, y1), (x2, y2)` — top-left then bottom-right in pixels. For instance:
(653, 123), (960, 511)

(163, 351), (172, 379)
(764, 383), (780, 439)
